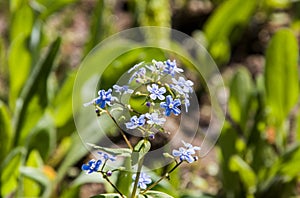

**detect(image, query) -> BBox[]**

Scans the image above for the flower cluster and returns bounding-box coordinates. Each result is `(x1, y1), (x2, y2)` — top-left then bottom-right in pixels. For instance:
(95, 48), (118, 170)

(82, 59), (201, 195)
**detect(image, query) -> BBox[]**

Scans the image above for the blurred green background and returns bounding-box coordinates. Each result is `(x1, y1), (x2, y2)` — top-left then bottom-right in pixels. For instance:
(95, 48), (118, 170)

(0, 0), (300, 197)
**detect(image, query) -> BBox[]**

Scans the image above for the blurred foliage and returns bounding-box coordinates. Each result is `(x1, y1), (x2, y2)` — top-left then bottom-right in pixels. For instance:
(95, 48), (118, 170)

(0, 0), (299, 197)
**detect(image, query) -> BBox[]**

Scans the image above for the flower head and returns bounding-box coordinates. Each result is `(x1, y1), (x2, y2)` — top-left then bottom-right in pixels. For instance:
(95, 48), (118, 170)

(172, 141), (201, 163)
(81, 159), (102, 174)
(160, 95), (181, 116)
(125, 115), (146, 129)
(147, 84), (166, 100)
(113, 85), (134, 95)
(132, 172), (152, 189)
(129, 67), (146, 83)
(163, 59), (183, 77)
(83, 89), (112, 108)
(172, 77), (194, 94)
(145, 112), (166, 125)
(98, 152), (116, 161)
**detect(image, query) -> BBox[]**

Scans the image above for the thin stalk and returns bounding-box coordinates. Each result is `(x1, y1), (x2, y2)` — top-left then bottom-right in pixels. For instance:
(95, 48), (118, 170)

(102, 106), (133, 150)
(131, 156), (145, 198)
(101, 172), (125, 198)
(141, 160), (183, 194)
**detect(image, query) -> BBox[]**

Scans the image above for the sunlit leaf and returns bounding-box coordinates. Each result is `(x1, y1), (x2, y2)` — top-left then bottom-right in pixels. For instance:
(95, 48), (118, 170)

(0, 101), (13, 162)
(264, 28), (299, 125)
(229, 155), (257, 194)
(0, 147), (26, 197)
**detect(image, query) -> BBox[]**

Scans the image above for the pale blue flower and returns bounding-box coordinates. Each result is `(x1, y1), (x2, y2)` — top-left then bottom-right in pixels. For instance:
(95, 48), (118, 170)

(81, 159), (102, 174)
(182, 140), (201, 154)
(98, 152), (116, 161)
(147, 84), (166, 100)
(125, 115), (146, 129)
(129, 67), (146, 83)
(160, 95), (181, 116)
(113, 85), (134, 95)
(163, 59), (183, 77)
(172, 77), (194, 94)
(172, 141), (201, 163)
(132, 172), (152, 189)
(145, 112), (166, 125)
(146, 60), (165, 74)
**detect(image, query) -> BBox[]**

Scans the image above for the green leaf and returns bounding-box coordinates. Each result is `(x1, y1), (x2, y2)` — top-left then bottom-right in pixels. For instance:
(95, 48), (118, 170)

(20, 167), (52, 198)
(229, 67), (254, 128)
(87, 143), (132, 157)
(0, 101), (13, 162)
(204, 0), (258, 64)
(132, 139), (151, 166)
(229, 155), (257, 194)
(91, 193), (124, 198)
(0, 147), (26, 197)
(13, 37), (61, 146)
(8, 34), (31, 109)
(22, 150), (44, 197)
(51, 72), (76, 128)
(264, 28), (299, 125)
(141, 190), (174, 198)
(116, 157), (132, 196)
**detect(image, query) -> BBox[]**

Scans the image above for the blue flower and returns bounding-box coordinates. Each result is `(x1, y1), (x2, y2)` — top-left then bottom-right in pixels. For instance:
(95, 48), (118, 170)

(95, 89), (113, 108)
(172, 77), (194, 94)
(113, 85), (134, 95)
(146, 60), (165, 74)
(172, 141), (201, 163)
(147, 84), (166, 100)
(81, 159), (102, 174)
(98, 152), (116, 161)
(160, 95), (181, 116)
(182, 140), (201, 154)
(125, 115), (146, 129)
(145, 112), (166, 125)
(132, 172), (152, 189)
(163, 59), (183, 77)
(129, 67), (146, 83)
(83, 89), (112, 108)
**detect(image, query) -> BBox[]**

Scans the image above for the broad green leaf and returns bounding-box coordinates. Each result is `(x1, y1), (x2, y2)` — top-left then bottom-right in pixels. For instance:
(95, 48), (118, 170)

(0, 101), (13, 162)
(51, 72), (76, 128)
(8, 34), (31, 109)
(229, 155), (257, 194)
(116, 157), (132, 196)
(26, 114), (56, 160)
(91, 194), (123, 198)
(34, 0), (79, 19)
(20, 167), (52, 198)
(10, 2), (33, 40)
(22, 150), (44, 197)
(140, 190), (174, 198)
(87, 143), (132, 157)
(229, 67), (254, 129)
(264, 28), (299, 125)
(278, 145), (300, 180)
(13, 37), (61, 146)
(204, 0), (258, 64)
(0, 147), (26, 197)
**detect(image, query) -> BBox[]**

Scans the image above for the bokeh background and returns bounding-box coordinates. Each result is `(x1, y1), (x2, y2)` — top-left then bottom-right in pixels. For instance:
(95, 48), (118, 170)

(0, 0), (300, 197)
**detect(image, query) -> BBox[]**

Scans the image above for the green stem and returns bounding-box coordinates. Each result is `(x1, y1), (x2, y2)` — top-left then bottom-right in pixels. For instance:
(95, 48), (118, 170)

(131, 156), (145, 198)
(101, 172), (125, 198)
(103, 106), (133, 150)
(141, 160), (183, 194)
